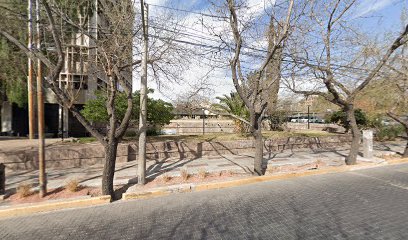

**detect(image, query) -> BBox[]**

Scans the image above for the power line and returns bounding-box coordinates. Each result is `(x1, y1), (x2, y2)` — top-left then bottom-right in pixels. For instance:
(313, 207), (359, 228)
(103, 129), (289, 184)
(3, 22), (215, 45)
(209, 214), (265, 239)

(145, 30), (377, 75)
(148, 3), (227, 19)
(150, 24), (225, 45)
(148, 34), (223, 51)
(2, 1), (382, 75)
(149, 20), (271, 55)
(147, 3), (382, 73)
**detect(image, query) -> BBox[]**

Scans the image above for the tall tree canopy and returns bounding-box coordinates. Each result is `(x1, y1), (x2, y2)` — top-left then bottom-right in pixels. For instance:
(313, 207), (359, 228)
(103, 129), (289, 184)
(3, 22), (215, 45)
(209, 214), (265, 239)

(81, 90), (174, 129)
(0, 0), (28, 108)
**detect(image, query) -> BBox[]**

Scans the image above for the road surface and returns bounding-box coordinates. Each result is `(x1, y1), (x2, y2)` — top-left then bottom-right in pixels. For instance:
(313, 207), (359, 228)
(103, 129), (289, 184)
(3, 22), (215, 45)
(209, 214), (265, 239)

(1, 163), (408, 239)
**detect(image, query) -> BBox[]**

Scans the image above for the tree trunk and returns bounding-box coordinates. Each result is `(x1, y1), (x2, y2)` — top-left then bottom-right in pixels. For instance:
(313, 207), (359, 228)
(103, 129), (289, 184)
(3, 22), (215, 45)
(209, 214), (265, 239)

(265, 50), (282, 115)
(102, 140), (118, 197)
(252, 113), (264, 176)
(397, 124), (408, 158)
(403, 140), (408, 158)
(386, 113), (408, 158)
(403, 127), (408, 157)
(345, 106), (360, 165)
(253, 129), (264, 176)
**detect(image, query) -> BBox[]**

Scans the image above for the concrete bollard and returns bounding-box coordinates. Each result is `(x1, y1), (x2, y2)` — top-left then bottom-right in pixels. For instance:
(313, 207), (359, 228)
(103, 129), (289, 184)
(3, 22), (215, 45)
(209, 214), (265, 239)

(0, 163), (5, 196)
(362, 130), (373, 159)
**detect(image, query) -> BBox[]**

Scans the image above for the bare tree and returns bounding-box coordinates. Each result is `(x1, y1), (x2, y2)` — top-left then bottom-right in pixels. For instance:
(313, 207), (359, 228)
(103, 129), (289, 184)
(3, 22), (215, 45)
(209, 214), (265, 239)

(0, 0), (188, 197)
(286, 0), (408, 164)
(386, 46), (408, 157)
(222, 0), (294, 175)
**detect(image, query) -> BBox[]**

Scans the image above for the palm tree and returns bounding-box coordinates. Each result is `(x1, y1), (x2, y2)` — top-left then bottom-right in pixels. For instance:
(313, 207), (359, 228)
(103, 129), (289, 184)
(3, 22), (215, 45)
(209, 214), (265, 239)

(212, 92), (250, 133)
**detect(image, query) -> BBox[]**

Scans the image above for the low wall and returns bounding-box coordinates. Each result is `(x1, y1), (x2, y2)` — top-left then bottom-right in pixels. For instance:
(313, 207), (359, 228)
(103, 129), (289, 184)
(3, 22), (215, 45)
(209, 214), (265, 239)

(287, 123), (345, 132)
(1, 144), (129, 171)
(1, 135), (352, 171)
(162, 119), (235, 135)
(163, 120), (346, 135)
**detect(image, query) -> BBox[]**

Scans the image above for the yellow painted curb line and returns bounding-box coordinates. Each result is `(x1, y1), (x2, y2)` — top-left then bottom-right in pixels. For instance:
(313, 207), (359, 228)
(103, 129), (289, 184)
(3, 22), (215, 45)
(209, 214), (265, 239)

(386, 158), (408, 165)
(123, 190), (170, 200)
(0, 195), (111, 219)
(194, 166), (350, 191)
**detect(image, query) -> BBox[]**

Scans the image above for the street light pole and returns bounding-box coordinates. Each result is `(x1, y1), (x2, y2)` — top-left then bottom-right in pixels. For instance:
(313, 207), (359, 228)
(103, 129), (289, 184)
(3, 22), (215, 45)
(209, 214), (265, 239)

(138, 0), (148, 185)
(307, 105), (310, 129)
(202, 109), (209, 135)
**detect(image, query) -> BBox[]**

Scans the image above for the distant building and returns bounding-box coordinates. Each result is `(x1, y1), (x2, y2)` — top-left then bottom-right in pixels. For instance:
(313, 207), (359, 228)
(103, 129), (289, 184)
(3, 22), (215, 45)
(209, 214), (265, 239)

(0, 102), (28, 137)
(1, 2), (118, 137)
(46, 11), (104, 137)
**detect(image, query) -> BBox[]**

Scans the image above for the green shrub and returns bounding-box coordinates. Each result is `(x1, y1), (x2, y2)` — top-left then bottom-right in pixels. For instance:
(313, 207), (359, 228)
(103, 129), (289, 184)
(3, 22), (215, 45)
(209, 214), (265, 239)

(147, 128), (159, 136)
(124, 131), (138, 138)
(375, 125), (404, 141)
(326, 109), (368, 131)
(267, 110), (288, 131)
(81, 90), (174, 128)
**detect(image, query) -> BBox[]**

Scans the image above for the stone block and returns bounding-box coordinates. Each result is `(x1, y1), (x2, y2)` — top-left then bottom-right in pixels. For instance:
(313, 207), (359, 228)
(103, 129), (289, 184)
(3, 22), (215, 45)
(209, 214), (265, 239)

(363, 130), (373, 159)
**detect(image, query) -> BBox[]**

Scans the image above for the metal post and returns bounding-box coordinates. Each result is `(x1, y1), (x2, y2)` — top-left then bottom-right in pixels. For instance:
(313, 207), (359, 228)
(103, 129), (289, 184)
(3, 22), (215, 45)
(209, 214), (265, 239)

(307, 105), (310, 129)
(138, 1), (148, 185)
(36, 0), (46, 197)
(60, 105), (64, 141)
(0, 163), (5, 196)
(27, 0), (36, 139)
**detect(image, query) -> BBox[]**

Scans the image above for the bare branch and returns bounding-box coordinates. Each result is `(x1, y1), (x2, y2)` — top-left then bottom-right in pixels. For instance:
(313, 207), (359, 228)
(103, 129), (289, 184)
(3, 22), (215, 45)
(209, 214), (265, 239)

(352, 24), (408, 97)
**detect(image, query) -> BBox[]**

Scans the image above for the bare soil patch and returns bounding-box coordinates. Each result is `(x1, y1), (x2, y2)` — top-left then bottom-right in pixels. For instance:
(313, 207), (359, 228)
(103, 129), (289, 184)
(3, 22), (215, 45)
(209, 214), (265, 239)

(4, 186), (100, 205)
(139, 171), (250, 189)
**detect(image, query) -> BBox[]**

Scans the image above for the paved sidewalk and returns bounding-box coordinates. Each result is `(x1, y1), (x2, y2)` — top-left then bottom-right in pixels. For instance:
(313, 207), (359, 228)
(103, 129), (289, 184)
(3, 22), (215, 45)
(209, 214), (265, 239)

(3, 141), (405, 194)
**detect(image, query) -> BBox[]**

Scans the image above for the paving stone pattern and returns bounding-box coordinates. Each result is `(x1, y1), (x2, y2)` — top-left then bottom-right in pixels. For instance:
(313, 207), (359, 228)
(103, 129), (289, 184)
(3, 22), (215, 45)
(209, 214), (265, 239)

(1, 163), (408, 239)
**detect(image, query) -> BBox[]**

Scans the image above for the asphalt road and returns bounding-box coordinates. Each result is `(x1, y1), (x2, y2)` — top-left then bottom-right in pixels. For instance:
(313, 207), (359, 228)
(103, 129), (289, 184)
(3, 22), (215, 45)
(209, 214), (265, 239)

(1, 163), (408, 240)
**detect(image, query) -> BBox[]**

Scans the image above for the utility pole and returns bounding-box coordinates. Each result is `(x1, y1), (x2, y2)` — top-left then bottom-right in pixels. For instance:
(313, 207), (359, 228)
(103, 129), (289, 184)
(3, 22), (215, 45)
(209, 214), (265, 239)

(27, 0), (36, 139)
(138, 1), (148, 185)
(36, 0), (46, 197)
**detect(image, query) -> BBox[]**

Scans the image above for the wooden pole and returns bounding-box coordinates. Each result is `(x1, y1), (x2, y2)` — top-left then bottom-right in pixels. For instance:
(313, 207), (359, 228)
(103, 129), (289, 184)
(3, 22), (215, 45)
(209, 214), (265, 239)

(36, 0), (46, 197)
(27, 0), (36, 139)
(138, 1), (148, 185)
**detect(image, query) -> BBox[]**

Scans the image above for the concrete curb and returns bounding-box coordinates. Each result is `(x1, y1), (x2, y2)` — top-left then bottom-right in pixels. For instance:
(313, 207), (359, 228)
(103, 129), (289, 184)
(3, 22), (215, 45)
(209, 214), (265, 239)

(0, 195), (111, 219)
(385, 158), (408, 165)
(123, 161), (408, 201)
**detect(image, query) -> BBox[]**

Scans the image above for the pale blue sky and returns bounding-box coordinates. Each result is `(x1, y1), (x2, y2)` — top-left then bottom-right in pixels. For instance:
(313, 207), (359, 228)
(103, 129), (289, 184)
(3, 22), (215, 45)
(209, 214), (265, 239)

(147, 0), (407, 32)
(139, 0), (408, 102)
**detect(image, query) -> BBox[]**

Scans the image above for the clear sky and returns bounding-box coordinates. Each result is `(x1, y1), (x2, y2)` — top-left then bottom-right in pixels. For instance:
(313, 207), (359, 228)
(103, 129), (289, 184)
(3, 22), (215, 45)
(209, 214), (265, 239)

(134, 0), (408, 102)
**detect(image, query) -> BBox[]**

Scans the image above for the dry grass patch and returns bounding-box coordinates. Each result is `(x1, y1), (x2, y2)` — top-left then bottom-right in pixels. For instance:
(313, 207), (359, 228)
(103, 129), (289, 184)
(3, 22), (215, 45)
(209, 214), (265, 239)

(161, 173), (172, 182)
(315, 159), (324, 169)
(180, 169), (189, 181)
(146, 130), (336, 143)
(16, 183), (32, 198)
(65, 179), (81, 192)
(376, 153), (400, 161)
(198, 169), (208, 179)
(227, 170), (235, 176)
(217, 170), (235, 177)
(266, 166), (281, 175)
